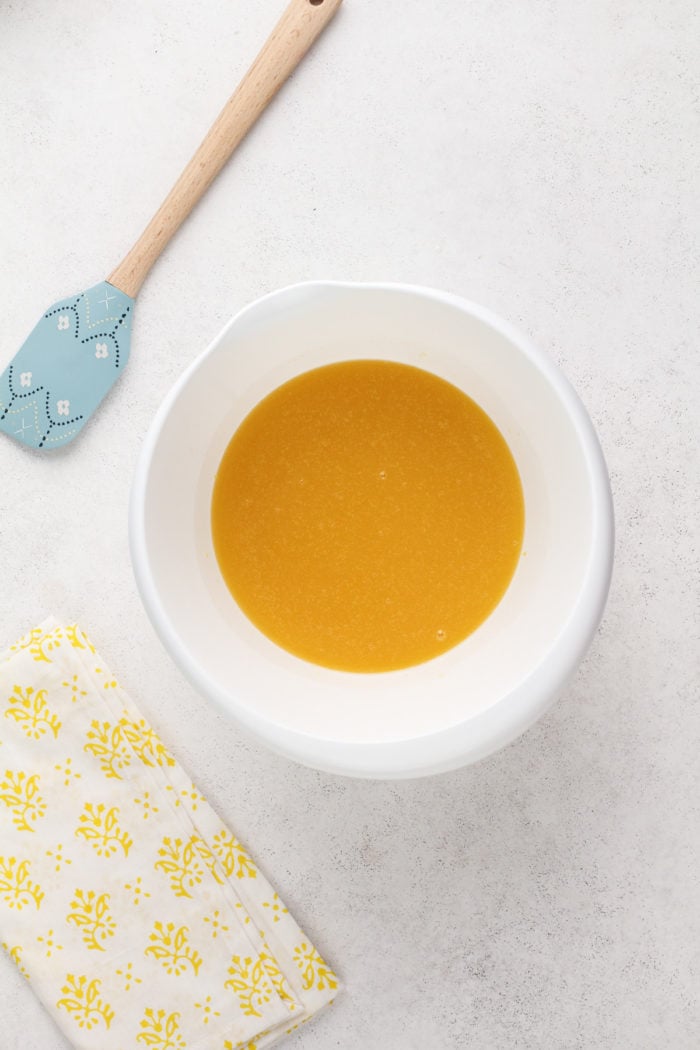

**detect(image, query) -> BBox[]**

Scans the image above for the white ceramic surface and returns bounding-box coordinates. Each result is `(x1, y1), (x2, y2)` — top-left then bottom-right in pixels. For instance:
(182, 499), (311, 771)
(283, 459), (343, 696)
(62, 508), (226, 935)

(130, 282), (614, 777)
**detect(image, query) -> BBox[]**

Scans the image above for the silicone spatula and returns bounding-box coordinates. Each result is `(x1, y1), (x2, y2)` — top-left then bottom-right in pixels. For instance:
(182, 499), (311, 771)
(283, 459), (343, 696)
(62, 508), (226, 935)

(0, 0), (342, 451)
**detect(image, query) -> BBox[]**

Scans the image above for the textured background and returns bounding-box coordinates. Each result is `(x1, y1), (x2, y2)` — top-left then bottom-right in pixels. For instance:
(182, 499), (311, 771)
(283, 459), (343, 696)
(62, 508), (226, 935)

(1, 0), (698, 1047)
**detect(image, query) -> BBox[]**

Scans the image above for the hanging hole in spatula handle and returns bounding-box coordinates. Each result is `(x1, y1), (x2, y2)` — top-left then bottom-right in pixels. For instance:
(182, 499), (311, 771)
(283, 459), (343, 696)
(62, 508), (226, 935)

(108, 0), (343, 299)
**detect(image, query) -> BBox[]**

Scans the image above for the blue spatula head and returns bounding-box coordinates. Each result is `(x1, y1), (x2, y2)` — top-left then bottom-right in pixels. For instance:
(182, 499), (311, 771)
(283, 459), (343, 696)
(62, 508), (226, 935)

(0, 281), (134, 450)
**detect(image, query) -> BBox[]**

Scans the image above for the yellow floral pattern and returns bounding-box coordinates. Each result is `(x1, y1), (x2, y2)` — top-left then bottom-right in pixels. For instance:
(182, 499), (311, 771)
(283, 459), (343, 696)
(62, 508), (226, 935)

(137, 1008), (187, 1049)
(0, 855), (43, 910)
(5, 685), (61, 740)
(261, 893), (288, 924)
(115, 960), (142, 992)
(93, 664), (119, 690)
(8, 626), (53, 661)
(225, 953), (275, 1017)
(211, 829), (258, 880)
(144, 921), (202, 976)
(260, 940), (296, 1010)
(62, 674), (88, 702)
(191, 834), (226, 885)
(56, 974), (115, 1031)
(0, 619), (339, 1049)
(124, 875), (151, 907)
(202, 909), (230, 939)
(293, 942), (339, 992)
(2, 941), (30, 979)
(84, 719), (133, 779)
(193, 994), (220, 1025)
(75, 802), (133, 857)
(36, 927), (64, 957)
(54, 756), (81, 788)
(120, 717), (175, 769)
(4, 624), (91, 663)
(154, 836), (205, 898)
(0, 770), (46, 831)
(9, 625), (65, 664)
(134, 791), (159, 820)
(65, 624), (94, 653)
(84, 716), (176, 782)
(168, 783), (206, 811)
(45, 842), (72, 873)
(66, 890), (116, 951)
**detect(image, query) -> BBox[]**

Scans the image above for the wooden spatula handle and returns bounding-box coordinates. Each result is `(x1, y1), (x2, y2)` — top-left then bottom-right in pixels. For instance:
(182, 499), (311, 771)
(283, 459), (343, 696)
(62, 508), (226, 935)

(108, 0), (342, 299)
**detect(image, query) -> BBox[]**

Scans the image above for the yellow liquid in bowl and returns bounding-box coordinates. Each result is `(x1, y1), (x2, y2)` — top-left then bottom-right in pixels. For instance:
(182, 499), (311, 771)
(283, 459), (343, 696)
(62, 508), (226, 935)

(211, 360), (524, 672)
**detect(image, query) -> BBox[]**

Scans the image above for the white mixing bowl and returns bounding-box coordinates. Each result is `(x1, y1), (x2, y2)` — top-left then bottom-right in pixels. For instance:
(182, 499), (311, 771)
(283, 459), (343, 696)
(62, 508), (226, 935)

(130, 281), (614, 778)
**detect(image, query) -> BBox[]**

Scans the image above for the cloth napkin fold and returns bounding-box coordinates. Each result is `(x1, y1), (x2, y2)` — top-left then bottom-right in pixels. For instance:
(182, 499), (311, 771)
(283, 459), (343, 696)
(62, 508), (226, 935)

(0, 619), (338, 1050)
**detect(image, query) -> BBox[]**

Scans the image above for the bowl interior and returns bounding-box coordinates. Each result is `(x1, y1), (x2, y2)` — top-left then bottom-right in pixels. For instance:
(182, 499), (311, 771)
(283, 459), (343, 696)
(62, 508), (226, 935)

(135, 283), (597, 751)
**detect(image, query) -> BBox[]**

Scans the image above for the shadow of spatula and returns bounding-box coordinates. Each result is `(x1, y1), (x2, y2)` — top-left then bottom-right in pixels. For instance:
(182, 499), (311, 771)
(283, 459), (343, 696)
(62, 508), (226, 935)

(0, 0), (342, 451)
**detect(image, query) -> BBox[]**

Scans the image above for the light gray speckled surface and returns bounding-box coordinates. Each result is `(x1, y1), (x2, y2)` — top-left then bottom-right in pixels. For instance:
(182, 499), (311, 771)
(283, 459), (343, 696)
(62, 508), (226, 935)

(1, 1), (698, 1047)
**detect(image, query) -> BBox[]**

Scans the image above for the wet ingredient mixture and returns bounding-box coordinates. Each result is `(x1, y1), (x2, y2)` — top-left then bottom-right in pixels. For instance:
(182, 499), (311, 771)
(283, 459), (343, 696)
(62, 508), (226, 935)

(211, 359), (524, 672)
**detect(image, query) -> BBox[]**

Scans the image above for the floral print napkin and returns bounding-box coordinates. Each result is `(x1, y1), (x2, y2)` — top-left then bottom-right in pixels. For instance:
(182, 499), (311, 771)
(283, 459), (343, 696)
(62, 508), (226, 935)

(0, 619), (338, 1050)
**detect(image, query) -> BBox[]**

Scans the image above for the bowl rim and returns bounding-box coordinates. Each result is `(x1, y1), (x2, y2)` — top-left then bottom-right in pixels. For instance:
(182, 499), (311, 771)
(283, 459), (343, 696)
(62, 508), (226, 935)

(129, 280), (614, 779)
